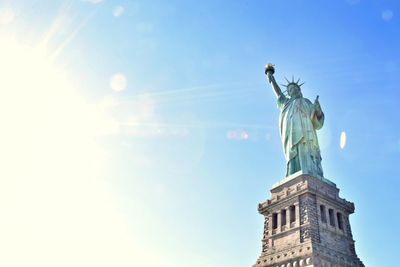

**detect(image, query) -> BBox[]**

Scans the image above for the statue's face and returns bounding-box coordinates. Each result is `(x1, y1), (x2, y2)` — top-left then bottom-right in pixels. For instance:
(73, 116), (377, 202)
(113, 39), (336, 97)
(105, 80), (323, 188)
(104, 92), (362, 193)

(288, 84), (301, 97)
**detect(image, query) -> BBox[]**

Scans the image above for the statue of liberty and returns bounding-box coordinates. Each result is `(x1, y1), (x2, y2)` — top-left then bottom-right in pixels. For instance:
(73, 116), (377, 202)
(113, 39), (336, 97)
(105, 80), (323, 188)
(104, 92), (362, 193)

(265, 64), (324, 178)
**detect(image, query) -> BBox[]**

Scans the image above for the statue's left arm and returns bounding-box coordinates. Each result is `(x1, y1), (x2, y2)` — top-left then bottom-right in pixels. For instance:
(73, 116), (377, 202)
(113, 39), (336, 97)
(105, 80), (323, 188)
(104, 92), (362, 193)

(312, 96), (324, 130)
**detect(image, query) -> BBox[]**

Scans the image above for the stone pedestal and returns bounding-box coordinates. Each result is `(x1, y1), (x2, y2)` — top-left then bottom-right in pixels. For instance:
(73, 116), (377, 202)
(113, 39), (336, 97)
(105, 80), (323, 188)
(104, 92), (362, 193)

(253, 173), (364, 267)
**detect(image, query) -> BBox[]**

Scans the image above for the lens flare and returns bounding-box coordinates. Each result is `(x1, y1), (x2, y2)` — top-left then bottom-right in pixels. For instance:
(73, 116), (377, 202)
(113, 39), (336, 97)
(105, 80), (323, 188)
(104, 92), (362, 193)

(110, 73), (128, 92)
(340, 131), (347, 149)
(0, 8), (15, 25)
(113, 5), (125, 17)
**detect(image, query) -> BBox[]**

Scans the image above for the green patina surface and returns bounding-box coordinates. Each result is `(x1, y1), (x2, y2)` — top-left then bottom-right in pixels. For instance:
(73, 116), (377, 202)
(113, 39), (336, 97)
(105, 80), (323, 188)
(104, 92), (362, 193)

(266, 65), (326, 179)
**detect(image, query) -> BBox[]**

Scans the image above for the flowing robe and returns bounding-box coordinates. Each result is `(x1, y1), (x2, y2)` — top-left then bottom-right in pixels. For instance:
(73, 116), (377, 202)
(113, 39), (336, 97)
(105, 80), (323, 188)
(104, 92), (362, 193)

(277, 94), (324, 177)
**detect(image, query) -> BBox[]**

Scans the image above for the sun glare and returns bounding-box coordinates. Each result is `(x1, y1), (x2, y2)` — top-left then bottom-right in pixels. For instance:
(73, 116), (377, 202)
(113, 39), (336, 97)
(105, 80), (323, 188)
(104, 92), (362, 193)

(0, 35), (153, 267)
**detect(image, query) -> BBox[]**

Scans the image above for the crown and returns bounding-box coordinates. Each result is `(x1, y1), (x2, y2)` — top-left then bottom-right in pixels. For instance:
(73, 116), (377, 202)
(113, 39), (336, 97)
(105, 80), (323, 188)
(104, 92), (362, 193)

(280, 76), (305, 88)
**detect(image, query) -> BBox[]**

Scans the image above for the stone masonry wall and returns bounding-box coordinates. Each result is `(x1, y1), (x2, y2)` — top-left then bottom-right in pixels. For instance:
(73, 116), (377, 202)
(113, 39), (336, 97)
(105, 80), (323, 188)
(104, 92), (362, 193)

(254, 175), (364, 267)
(299, 194), (320, 243)
(262, 215), (269, 252)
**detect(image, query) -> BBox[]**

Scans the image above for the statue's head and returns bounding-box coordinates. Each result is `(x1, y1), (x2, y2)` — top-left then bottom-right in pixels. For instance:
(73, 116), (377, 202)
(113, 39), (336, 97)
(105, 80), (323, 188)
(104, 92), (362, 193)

(287, 83), (302, 98)
(283, 77), (304, 98)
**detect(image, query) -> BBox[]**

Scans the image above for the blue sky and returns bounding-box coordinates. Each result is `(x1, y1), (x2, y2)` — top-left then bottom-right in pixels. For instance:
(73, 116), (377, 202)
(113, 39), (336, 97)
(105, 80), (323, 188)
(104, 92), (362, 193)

(0, 0), (399, 266)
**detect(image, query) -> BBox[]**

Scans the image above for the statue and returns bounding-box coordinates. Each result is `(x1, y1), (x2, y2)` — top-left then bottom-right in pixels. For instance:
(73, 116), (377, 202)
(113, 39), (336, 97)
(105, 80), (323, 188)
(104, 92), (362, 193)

(265, 64), (324, 178)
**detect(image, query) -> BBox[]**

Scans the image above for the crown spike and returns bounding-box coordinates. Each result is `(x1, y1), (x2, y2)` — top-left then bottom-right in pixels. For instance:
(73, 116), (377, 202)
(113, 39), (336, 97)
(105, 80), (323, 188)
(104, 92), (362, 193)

(297, 78), (300, 84)
(284, 77), (290, 84)
(299, 82), (305, 87)
(292, 75), (294, 82)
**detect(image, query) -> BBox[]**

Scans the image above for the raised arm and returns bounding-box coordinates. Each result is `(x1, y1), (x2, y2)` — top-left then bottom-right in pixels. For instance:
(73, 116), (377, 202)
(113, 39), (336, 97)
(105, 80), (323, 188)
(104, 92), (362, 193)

(265, 64), (284, 98)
